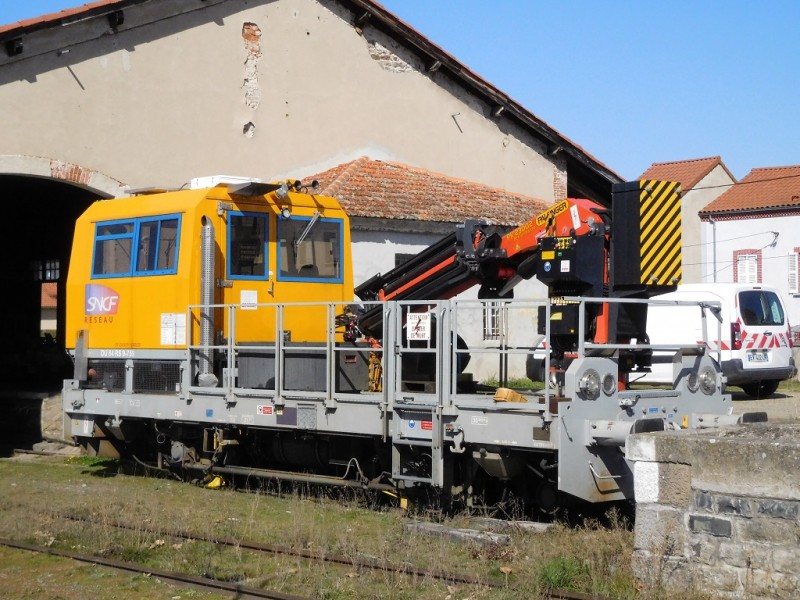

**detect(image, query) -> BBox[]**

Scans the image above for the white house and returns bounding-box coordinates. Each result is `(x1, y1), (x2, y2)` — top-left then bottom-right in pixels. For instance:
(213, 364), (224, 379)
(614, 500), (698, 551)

(699, 165), (800, 327)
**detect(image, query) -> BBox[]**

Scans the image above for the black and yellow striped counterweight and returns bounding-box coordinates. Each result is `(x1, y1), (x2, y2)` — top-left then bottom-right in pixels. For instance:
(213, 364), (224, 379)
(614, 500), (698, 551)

(610, 179), (682, 293)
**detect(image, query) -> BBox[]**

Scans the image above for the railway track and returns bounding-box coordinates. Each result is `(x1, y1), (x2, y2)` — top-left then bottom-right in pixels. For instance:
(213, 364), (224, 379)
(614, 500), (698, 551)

(61, 512), (499, 588)
(7, 449), (616, 599)
(0, 536), (610, 600)
(0, 537), (305, 600)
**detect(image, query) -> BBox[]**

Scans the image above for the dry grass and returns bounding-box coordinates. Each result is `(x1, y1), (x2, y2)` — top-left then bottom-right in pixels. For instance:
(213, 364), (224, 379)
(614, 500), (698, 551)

(0, 456), (717, 599)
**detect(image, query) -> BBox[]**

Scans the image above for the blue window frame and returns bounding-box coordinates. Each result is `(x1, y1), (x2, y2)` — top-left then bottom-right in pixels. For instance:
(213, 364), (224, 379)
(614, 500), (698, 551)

(227, 211), (269, 280)
(277, 216), (343, 283)
(92, 214), (181, 278)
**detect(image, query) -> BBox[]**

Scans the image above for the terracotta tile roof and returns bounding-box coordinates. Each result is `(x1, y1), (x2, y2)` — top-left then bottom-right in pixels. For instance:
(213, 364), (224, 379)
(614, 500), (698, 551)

(41, 282), (58, 308)
(309, 157), (549, 226)
(0, 0), (129, 35)
(699, 165), (800, 215)
(638, 156), (735, 192)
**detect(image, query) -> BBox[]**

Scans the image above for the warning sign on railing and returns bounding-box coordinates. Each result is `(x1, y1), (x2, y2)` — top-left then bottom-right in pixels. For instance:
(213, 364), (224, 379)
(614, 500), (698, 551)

(407, 312), (431, 341)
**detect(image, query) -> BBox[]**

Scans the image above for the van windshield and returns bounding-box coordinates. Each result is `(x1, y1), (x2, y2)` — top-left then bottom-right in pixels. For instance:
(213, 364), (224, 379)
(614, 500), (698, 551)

(738, 290), (784, 326)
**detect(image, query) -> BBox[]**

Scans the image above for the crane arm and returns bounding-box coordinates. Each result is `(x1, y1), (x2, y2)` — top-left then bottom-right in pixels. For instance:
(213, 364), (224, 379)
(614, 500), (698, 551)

(354, 199), (608, 336)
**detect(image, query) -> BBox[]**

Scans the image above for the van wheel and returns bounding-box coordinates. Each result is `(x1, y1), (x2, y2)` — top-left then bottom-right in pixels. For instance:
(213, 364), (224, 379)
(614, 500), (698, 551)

(740, 380), (780, 399)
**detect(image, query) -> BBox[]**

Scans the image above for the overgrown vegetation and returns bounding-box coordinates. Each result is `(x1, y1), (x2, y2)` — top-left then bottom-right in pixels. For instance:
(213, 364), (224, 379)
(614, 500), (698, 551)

(0, 457), (719, 599)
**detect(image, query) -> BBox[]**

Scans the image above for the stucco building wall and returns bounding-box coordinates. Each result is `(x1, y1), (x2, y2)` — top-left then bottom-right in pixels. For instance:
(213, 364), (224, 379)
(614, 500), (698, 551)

(0, 0), (562, 201)
(681, 165), (735, 282)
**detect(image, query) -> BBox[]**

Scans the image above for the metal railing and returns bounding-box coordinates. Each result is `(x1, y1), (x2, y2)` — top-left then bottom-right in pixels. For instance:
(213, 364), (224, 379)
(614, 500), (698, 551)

(183, 295), (724, 406)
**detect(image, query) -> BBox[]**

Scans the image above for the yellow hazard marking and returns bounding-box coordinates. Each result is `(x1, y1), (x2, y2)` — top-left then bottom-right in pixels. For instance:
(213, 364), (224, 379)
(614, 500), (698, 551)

(638, 180), (682, 285)
(535, 200), (569, 227)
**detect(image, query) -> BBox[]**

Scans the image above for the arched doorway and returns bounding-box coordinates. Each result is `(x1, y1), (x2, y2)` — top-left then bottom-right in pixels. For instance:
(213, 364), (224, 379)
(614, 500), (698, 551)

(0, 173), (110, 391)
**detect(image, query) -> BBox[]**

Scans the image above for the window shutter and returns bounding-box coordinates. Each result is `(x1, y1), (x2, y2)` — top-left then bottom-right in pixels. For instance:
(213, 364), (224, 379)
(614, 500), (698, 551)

(736, 254), (757, 284)
(789, 252), (799, 294)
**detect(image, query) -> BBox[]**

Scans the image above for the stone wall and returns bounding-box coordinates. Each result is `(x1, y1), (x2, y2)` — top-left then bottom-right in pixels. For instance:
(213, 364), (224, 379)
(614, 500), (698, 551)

(627, 424), (800, 599)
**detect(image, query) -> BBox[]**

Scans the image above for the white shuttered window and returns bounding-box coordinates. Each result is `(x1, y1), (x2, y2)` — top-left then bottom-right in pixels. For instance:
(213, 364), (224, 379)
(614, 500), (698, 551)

(736, 254), (758, 284)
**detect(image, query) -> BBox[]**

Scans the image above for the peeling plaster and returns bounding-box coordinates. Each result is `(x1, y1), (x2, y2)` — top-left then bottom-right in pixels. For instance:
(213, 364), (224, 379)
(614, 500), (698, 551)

(242, 22), (262, 110)
(367, 40), (412, 73)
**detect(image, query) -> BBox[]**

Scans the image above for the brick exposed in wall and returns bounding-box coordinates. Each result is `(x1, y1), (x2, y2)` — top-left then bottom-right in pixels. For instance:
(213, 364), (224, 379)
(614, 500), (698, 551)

(50, 159), (90, 185)
(553, 164), (567, 200)
(242, 22), (262, 111)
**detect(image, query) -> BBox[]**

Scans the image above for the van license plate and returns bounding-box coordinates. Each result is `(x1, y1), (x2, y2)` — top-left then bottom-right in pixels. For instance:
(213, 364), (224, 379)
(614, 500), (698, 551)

(747, 351), (768, 362)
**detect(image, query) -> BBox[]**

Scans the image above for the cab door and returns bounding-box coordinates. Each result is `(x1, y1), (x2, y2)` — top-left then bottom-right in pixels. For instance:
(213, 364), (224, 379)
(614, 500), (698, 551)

(222, 209), (276, 343)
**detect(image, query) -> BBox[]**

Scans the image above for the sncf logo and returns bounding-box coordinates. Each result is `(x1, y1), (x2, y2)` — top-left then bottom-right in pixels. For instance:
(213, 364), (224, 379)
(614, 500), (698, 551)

(85, 284), (120, 315)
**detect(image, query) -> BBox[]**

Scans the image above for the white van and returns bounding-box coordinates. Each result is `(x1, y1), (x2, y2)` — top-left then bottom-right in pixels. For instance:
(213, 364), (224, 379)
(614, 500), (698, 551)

(640, 283), (797, 398)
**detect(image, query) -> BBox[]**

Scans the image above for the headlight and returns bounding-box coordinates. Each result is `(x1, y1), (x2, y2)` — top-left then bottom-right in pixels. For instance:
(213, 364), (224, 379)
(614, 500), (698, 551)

(699, 366), (717, 395)
(686, 371), (699, 393)
(602, 373), (617, 396)
(578, 369), (601, 400)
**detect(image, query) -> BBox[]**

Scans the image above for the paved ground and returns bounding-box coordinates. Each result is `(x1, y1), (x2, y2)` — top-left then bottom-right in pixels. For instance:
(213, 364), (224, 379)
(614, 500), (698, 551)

(730, 388), (800, 423)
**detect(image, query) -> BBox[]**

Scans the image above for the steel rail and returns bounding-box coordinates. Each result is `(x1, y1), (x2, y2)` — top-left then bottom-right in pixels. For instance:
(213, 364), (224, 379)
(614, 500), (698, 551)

(12, 452), (616, 600)
(0, 538), (306, 600)
(61, 513), (496, 588)
(60, 514), (616, 599)
(1, 535), (613, 600)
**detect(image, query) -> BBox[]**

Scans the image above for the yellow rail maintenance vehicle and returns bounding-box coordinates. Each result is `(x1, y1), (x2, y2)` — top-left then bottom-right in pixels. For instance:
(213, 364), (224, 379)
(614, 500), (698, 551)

(63, 177), (763, 514)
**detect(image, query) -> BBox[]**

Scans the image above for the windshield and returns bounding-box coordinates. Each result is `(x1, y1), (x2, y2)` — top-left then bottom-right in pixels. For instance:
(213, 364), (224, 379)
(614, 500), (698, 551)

(738, 290), (784, 326)
(277, 216), (342, 281)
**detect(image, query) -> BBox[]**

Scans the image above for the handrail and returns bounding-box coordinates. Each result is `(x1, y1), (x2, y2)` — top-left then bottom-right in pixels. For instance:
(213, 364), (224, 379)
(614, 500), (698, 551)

(181, 295), (723, 402)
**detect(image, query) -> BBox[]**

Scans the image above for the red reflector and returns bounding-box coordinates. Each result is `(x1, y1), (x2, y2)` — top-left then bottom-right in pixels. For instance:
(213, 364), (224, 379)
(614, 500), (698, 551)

(421, 421), (433, 430)
(731, 322), (742, 350)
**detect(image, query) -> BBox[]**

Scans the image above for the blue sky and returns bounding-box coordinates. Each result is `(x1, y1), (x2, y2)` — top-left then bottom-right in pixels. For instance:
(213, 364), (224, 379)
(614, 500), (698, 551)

(3, 1), (799, 180)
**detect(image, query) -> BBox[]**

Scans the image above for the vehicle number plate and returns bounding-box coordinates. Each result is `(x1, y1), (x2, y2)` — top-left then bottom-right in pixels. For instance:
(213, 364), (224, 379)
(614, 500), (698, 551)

(747, 351), (768, 362)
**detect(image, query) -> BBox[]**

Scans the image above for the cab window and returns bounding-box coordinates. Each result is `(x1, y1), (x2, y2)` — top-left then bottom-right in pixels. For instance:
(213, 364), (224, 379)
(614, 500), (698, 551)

(228, 212), (268, 279)
(738, 290), (784, 326)
(277, 216), (342, 282)
(93, 215), (180, 278)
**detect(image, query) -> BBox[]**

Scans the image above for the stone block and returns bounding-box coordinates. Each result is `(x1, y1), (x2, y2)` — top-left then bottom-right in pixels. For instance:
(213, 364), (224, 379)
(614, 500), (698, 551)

(744, 569), (800, 599)
(718, 541), (770, 570)
(734, 517), (799, 545)
(693, 490), (714, 512)
(634, 462), (691, 507)
(688, 514), (731, 537)
(716, 495), (753, 517)
(632, 549), (692, 590)
(695, 566), (743, 594)
(755, 498), (800, 520)
(403, 521), (511, 546)
(630, 425), (800, 500)
(634, 504), (686, 554)
(771, 548), (800, 575)
(689, 537), (720, 565)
